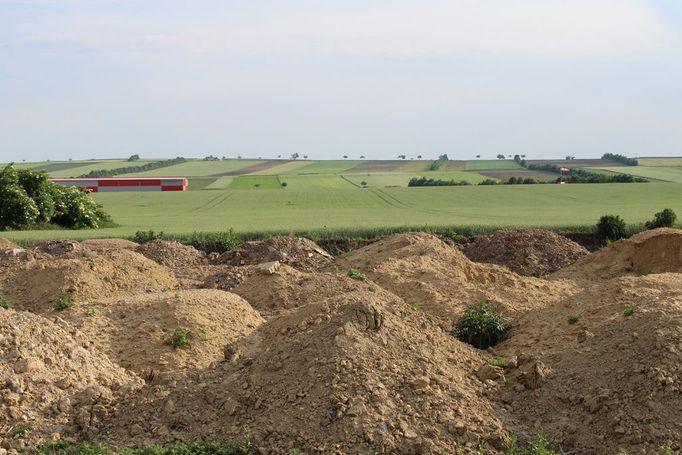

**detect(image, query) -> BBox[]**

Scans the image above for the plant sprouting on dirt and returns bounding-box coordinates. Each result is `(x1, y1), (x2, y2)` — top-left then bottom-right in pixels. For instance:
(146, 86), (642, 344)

(346, 268), (366, 281)
(624, 304), (634, 317)
(168, 327), (190, 348)
(504, 432), (559, 455)
(487, 357), (509, 368)
(0, 293), (11, 310)
(453, 301), (510, 349)
(568, 315), (579, 325)
(54, 290), (74, 311)
(407, 298), (420, 309)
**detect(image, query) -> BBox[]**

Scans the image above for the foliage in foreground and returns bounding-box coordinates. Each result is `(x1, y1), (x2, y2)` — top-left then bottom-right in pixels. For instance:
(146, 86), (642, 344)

(453, 302), (510, 349)
(54, 290), (75, 311)
(0, 293), (11, 309)
(0, 164), (111, 231)
(132, 229), (240, 254)
(34, 440), (252, 455)
(596, 214), (627, 246)
(645, 208), (677, 230)
(168, 327), (190, 348)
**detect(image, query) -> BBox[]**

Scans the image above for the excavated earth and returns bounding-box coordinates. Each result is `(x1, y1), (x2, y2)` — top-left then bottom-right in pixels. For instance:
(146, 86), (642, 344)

(1, 228), (681, 454)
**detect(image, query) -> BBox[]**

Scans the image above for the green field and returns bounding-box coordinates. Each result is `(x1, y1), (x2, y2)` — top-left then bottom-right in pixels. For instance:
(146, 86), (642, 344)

(289, 160), (362, 175)
(4, 182), (681, 241)
(125, 160), (263, 177)
(591, 166), (682, 183)
(464, 160), (522, 171)
(227, 175), (282, 189)
(637, 157), (682, 166)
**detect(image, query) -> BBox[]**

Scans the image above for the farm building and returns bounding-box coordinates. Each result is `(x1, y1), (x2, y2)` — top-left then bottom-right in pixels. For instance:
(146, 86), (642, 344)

(50, 177), (189, 192)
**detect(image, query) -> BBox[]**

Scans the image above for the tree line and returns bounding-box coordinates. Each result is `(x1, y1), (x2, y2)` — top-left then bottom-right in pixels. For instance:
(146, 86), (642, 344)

(77, 157), (187, 178)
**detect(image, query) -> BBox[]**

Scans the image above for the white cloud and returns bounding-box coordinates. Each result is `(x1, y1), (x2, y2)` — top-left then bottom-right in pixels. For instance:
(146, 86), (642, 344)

(3, 0), (680, 57)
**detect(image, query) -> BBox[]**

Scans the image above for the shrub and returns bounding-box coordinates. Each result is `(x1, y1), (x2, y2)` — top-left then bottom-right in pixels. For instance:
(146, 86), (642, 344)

(453, 302), (510, 349)
(52, 185), (111, 229)
(280, 182), (288, 187)
(596, 215), (626, 245)
(568, 315), (578, 325)
(55, 290), (74, 311)
(0, 165), (40, 230)
(645, 208), (677, 230)
(0, 294), (11, 310)
(169, 327), (190, 348)
(623, 304), (634, 317)
(346, 268), (366, 281)
(487, 357), (508, 368)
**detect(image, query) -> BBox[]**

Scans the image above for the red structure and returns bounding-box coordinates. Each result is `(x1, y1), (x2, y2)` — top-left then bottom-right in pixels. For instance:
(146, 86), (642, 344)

(50, 177), (189, 192)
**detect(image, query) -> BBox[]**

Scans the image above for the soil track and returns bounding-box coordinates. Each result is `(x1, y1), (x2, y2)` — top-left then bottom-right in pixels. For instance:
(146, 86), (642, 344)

(1, 228), (681, 454)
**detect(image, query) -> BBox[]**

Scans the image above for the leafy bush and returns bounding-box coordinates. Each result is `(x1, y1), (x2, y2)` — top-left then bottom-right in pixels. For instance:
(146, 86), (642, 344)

(453, 302), (510, 349)
(127, 154), (140, 162)
(428, 154), (449, 171)
(0, 294), (11, 310)
(645, 208), (677, 229)
(169, 327), (190, 348)
(280, 182), (288, 187)
(596, 215), (626, 245)
(0, 164), (111, 231)
(346, 268), (366, 281)
(55, 290), (75, 311)
(408, 177), (470, 187)
(602, 153), (638, 166)
(623, 304), (634, 317)
(133, 230), (166, 244)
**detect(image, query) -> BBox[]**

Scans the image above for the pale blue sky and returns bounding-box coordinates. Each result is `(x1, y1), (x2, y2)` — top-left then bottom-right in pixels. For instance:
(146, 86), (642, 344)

(2, 0), (682, 162)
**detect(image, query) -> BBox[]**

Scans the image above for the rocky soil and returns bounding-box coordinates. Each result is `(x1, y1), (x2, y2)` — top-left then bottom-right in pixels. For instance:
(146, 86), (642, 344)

(1, 228), (681, 454)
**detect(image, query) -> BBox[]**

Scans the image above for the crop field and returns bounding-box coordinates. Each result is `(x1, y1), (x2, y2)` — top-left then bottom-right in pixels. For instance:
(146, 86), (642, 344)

(637, 157), (682, 166)
(464, 160), (522, 171)
(289, 160), (363, 175)
(126, 159), (263, 177)
(4, 181), (681, 241)
(477, 169), (560, 182)
(590, 166), (682, 183)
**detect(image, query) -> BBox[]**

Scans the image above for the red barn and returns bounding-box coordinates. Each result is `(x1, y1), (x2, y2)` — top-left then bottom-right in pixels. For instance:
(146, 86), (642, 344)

(50, 177), (189, 192)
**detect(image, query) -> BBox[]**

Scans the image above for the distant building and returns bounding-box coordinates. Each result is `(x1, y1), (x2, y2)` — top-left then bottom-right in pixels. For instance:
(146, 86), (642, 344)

(50, 177), (189, 192)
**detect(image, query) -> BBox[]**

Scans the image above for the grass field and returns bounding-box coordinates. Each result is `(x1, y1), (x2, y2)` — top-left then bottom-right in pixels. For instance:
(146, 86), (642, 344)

(280, 175), (355, 189)
(590, 166), (682, 183)
(464, 160), (522, 171)
(637, 157), (682, 166)
(48, 160), (157, 178)
(4, 182), (681, 241)
(125, 160), (263, 177)
(477, 169), (560, 182)
(289, 160), (362, 175)
(227, 175), (282, 189)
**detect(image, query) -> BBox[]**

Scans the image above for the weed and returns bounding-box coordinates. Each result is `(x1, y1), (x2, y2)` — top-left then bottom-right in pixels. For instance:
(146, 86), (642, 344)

(407, 298), (420, 309)
(624, 304), (634, 317)
(36, 440), (252, 455)
(7, 423), (31, 438)
(504, 432), (559, 455)
(54, 290), (74, 311)
(0, 294), (11, 310)
(83, 308), (97, 317)
(660, 440), (677, 455)
(487, 357), (509, 368)
(568, 315), (579, 325)
(368, 285), (377, 293)
(168, 327), (190, 348)
(453, 301), (510, 349)
(346, 268), (366, 281)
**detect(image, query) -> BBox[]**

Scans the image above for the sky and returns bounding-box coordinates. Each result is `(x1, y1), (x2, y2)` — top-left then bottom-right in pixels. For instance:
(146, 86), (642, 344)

(2, 0), (682, 162)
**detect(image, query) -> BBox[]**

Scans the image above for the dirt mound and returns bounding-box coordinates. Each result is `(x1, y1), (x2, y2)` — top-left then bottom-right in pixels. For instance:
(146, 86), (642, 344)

(229, 264), (392, 319)
(98, 292), (509, 453)
(460, 229), (588, 277)
(0, 238), (19, 249)
(216, 236), (333, 272)
(553, 228), (682, 282)
(59, 289), (264, 377)
(0, 310), (143, 451)
(494, 274), (682, 453)
(33, 239), (83, 257)
(81, 239), (139, 252)
(337, 233), (577, 323)
(0, 249), (177, 312)
(136, 240), (207, 268)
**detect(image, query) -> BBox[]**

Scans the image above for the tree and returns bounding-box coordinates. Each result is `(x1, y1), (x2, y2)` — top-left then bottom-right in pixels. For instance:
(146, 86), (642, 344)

(303, 155), (308, 159)
(359, 155), (365, 159)
(398, 155), (406, 160)
(343, 155), (348, 159)
(290, 153), (299, 160)
(596, 215), (626, 245)
(0, 165), (39, 230)
(645, 208), (677, 229)
(475, 155), (481, 159)
(496, 154), (505, 160)
(417, 155), (422, 159)
(127, 154), (140, 162)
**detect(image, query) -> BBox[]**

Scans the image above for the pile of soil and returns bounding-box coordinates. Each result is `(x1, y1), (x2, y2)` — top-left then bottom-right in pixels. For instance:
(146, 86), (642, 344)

(230, 264), (393, 319)
(0, 238), (19, 249)
(460, 229), (588, 277)
(0, 250), (177, 312)
(0, 310), (142, 452)
(336, 233), (576, 323)
(136, 240), (207, 269)
(81, 239), (139, 252)
(59, 289), (264, 377)
(97, 292), (508, 453)
(216, 236), (333, 272)
(33, 239), (83, 257)
(553, 228), (682, 282)
(495, 274), (682, 453)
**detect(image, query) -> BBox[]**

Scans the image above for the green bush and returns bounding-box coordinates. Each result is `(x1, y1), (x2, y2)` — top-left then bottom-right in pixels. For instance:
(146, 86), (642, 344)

(55, 290), (75, 311)
(645, 208), (677, 230)
(0, 294), (11, 310)
(453, 302), (510, 349)
(596, 215), (626, 245)
(169, 327), (190, 348)
(0, 165), (40, 230)
(346, 268), (366, 281)
(623, 304), (634, 317)
(52, 185), (111, 229)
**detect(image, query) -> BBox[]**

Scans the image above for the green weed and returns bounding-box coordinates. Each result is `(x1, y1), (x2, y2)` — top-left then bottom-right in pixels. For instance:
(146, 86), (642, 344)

(487, 357), (509, 368)
(624, 304), (634, 317)
(0, 293), (11, 309)
(54, 290), (74, 311)
(168, 327), (190, 348)
(346, 268), (366, 281)
(568, 315), (579, 325)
